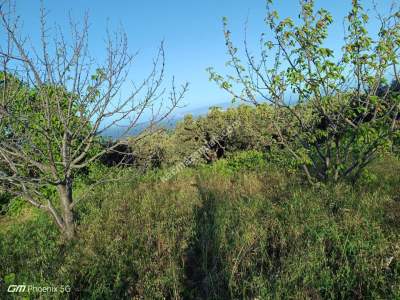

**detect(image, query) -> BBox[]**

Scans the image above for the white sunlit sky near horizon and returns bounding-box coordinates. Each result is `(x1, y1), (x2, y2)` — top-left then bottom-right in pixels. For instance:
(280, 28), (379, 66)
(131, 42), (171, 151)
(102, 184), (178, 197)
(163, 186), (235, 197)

(5, 0), (397, 120)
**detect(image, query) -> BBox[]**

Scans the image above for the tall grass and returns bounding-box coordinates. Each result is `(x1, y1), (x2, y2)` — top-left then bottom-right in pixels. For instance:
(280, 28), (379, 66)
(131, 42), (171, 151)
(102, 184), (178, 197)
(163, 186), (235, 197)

(0, 153), (399, 299)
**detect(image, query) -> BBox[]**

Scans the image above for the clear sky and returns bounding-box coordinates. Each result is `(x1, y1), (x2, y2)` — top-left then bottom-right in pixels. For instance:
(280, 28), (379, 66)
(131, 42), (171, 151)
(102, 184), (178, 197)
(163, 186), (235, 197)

(9, 0), (396, 114)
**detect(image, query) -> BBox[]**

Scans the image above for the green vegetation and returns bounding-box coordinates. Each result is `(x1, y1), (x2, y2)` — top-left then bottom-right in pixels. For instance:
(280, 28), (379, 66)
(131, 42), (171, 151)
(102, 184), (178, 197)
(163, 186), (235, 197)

(0, 152), (399, 299)
(208, 0), (400, 183)
(0, 0), (399, 298)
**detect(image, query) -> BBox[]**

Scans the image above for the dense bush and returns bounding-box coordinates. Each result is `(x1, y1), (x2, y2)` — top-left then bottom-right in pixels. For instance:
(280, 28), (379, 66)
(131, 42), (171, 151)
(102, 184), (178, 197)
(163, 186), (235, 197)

(129, 130), (173, 170)
(168, 105), (275, 165)
(124, 105), (276, 172)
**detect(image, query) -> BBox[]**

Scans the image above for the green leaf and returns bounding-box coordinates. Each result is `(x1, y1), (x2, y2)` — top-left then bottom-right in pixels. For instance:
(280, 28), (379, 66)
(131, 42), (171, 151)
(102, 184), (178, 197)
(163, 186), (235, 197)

(4, 273), (16, 284)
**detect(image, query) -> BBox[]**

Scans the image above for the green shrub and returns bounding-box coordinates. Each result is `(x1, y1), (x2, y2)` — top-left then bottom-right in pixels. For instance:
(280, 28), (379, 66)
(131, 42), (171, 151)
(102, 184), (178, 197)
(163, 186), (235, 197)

(5, 197), (27, 216)
(169, 105), (274, 166)
(225, 150), (266, 172)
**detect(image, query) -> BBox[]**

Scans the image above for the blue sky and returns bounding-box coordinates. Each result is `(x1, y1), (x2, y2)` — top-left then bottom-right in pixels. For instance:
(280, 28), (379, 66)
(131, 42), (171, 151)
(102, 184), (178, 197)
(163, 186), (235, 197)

(11, 0), (395, 114)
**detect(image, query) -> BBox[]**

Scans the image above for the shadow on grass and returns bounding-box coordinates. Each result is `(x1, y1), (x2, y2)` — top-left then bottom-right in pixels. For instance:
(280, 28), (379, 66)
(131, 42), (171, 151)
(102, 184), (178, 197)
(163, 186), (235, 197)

(183, 181), (230, 300)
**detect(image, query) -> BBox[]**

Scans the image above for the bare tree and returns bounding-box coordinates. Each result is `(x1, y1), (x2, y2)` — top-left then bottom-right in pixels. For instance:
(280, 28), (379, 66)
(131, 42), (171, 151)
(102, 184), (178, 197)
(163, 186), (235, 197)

(209, 0), (399, 183)
(0, 1), (188, 239)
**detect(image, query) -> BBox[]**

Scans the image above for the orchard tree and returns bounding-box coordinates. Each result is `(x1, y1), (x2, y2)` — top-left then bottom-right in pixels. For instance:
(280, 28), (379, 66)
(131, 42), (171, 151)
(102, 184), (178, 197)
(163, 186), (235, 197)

(209, 0), (400, 182)
(0, 3), (187, 239)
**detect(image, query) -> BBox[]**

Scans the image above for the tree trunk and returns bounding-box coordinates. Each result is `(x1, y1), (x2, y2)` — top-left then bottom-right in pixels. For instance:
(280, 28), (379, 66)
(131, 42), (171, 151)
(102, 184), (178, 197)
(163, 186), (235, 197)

(57, 179), (75, 240)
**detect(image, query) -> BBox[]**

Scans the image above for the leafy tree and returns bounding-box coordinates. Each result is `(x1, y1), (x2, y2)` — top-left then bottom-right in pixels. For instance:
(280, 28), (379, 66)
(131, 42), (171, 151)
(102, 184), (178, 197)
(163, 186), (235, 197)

(0, 4), (187, 239)
(209, 0), (400, 182)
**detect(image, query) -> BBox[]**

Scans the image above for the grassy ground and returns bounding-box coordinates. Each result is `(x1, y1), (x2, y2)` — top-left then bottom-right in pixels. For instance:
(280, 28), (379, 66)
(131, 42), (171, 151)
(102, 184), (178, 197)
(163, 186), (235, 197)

(0, 153), (399, 299)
